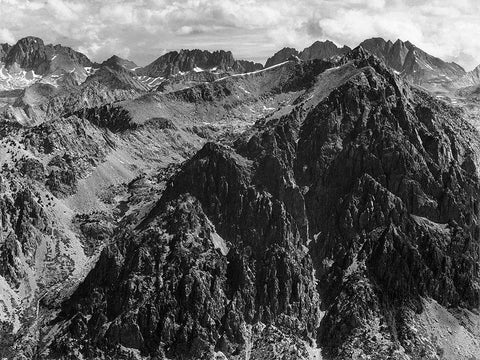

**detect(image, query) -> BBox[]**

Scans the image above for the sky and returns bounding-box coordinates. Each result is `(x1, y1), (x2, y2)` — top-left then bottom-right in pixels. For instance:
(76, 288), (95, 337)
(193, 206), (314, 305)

(0, 0), (479, 70)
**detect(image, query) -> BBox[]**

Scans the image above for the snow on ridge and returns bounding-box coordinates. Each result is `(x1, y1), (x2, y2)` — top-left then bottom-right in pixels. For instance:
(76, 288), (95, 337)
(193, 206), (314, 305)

(215, 60), (291, 82)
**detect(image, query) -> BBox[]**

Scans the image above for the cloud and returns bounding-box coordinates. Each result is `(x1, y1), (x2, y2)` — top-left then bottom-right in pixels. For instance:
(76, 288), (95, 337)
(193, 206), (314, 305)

(0, 28), (15, 44)
(0, 0), (478, 70)
(46, 0), (81, 20)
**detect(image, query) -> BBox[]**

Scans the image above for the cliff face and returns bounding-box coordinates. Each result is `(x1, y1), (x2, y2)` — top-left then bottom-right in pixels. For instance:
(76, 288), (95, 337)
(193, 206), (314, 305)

(44, 49), (480, 359)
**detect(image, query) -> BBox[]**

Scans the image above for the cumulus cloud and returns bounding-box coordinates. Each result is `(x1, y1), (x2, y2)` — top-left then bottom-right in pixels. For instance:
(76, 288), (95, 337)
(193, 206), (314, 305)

(0, 0), (479, 69)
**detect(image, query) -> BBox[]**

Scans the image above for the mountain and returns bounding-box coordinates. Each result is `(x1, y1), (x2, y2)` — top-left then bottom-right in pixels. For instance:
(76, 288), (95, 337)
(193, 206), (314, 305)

(0, 40), (267, 125)
(0, 43), (11, 62)
(3, 35), (480, 359)
(359, 37), (466, 88)
(137, 49), (263, 78)
(1, 56), (148, 125)
(0, 36), (94, 91)
(0, 55), (306, 359)
(265, 41), (350, 68)
(88, 59), (147, 91)
(4, 47), (476, 359)
(232, 59), (263, 73)
(4, 36), (92, 75)
(300, 40), (351, 61)
(264, 47), (299, 67)
(265, 38), (468, 91)
(100, 55), (139, 71)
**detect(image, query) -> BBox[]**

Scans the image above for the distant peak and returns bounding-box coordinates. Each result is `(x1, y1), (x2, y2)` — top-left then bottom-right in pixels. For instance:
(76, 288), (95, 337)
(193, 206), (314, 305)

(102, 54), (138, 70)
(264, 47), (299, 67)
(365, 37), (387, 43)
(16, 36), (45, 45)
(279, 47), (299, 52)
(312, 39), (335, 45)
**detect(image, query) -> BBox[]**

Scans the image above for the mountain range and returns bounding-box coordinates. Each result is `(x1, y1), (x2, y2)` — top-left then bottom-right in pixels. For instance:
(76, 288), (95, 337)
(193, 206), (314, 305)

(2, 36), (479, 96)
(2, 35), (480, 359)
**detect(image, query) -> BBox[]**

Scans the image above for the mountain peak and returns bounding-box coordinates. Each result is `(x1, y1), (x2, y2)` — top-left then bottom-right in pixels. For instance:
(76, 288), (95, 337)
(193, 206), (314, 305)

(359, 37), (465, 84)
(265, 41), (350, 68)
(300, 40), (350, 61)
(138, 48), (250, 77)
(4, 36), (50, 73)
(264, 47), (299, 68)
(16, 36), (45, 46)
(102, 55), (138, 71)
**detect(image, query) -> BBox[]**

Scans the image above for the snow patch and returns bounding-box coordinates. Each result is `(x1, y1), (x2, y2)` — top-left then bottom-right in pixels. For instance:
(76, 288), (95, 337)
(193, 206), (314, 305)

(238, 85), (251, 94)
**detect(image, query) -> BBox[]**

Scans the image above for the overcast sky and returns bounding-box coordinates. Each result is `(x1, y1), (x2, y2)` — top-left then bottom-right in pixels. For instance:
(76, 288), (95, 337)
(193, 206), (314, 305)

(1, 0), (479, 70)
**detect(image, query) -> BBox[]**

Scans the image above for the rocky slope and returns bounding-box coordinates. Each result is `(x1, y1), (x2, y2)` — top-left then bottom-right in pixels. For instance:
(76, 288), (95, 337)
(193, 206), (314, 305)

(29, 48), (480, 360)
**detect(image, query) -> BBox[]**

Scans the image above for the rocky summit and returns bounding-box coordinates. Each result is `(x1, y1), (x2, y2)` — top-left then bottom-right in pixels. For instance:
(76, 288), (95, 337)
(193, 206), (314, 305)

(2, 33), (480, 360)
(265, 41), (351, 68)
